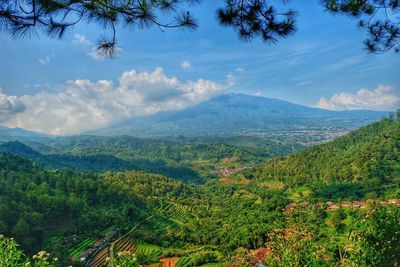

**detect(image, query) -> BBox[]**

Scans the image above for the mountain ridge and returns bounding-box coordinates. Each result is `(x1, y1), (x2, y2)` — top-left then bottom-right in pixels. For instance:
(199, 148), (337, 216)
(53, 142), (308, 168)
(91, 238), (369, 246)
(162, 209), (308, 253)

(87, 93), (388, 137)
(0, 126), (46, 137)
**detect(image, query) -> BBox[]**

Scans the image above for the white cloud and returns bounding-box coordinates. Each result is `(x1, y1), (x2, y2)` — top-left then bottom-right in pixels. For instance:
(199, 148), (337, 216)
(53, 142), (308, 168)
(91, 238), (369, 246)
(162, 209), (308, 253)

(235, 67), (244, 73)
(315, 85), (400, 111)
(0, 91), (25, 122)
(0, 68), (233, 135)
(38, 56), (50, 66)
(181, 60), (193, 70)
(73, 34), (91, 46)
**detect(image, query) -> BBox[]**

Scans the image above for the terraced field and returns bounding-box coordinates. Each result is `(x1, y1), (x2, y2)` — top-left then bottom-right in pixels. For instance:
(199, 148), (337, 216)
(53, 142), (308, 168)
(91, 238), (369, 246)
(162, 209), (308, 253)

(135, 240), (162, 257)
(67, 238), (95, 258)
(88, 203), (183, 266)
(128, 217), (179, 241)
(115, 236), (137, 253)
(158, 202), (190, 224)
(89, 236), (137, 267)
(175, 254), (223, 267)
(90, 246), (109, 267)
(175, 256), (192, 267)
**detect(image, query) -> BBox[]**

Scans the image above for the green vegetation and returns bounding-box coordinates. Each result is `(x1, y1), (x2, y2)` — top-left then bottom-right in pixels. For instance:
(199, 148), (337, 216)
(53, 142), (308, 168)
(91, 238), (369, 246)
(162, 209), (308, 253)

(135, 240), (163, 262)
(0, 115), (400, 266)
(0, 152), (154, 264)
(0, 134), (301, 183)
(176, 252), (220, 267)
(0, 235), (58, 266)
(67, 238), (95, 258)
(254, 115), (400, 200)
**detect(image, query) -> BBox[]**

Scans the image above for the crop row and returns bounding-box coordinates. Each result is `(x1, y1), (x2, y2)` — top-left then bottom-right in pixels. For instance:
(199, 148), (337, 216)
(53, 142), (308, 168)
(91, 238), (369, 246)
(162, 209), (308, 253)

(89, 247), (109, 267)
(67, 238), (95, 257)
(115, 236), (137, 253)
(135, 240), (162, 257)
(157, 203), (190, 224)
(175, 256), (192, 267)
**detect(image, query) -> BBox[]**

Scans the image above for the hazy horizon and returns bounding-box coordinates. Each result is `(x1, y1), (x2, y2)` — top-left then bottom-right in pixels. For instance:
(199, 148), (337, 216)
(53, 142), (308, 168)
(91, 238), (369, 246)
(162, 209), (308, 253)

(0, 1), (399, 134)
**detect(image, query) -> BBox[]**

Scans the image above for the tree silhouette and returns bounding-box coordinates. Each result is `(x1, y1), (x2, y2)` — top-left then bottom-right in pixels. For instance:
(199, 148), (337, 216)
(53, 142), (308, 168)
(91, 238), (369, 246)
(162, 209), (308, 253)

(0, 0), (399, 57)
(323, 0), (400, 54)
(217, 0), (297, 43)
(0, 0), (200, 58)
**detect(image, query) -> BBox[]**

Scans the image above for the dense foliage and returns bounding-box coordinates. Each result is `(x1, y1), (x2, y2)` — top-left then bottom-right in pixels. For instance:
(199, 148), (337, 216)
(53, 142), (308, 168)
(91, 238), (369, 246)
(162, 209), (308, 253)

(254, 115), (400, 199)
(0, 153), (152, 257)
(176, 185), (289, 250)
(0, 133), (305, 183)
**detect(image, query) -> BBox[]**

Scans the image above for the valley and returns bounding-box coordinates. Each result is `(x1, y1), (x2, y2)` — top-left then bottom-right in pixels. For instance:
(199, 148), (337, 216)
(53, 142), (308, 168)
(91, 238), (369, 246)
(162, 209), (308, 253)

(0, 111), (399, 266)
(1, 0), (400, 265)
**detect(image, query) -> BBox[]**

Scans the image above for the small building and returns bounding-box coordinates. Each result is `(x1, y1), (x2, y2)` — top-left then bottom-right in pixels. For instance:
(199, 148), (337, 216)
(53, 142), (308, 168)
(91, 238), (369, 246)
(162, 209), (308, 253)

(341, 201), (352, 207)
(352, 201), (365, 208)
(285, 203), (297, 211)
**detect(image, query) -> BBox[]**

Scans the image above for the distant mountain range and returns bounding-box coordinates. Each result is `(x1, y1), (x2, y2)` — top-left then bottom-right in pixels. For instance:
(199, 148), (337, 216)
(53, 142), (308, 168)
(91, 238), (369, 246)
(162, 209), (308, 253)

(0, 126), (45, 137)
(87, 93), (389, 137)
(0, 93), (389, 138)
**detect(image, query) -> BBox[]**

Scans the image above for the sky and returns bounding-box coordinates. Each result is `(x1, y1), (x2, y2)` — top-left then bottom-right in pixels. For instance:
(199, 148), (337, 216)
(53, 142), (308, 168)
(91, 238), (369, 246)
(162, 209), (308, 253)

(0, 1), (399, 135)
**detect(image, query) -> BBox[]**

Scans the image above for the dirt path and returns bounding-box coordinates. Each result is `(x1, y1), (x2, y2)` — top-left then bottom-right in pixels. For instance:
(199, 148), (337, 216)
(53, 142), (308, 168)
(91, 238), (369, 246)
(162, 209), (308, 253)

(160, 257), (179, 267)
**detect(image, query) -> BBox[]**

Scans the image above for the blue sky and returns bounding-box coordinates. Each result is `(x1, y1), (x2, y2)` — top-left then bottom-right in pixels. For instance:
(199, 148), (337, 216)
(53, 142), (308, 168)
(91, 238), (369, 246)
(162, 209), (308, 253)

(0, 1), (399, 134)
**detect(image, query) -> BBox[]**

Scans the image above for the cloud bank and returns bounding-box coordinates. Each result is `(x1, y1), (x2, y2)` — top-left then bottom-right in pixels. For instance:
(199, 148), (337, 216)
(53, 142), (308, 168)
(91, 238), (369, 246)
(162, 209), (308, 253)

(315, 85), (399, 111)
(0, 68), (233, 135)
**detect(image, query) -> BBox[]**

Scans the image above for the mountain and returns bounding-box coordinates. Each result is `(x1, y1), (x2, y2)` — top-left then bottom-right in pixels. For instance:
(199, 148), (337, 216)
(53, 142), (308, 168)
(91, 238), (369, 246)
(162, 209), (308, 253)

(0, 141), (42, 158)
(0, 126), (45, 137)
(88, 93), (388, 137)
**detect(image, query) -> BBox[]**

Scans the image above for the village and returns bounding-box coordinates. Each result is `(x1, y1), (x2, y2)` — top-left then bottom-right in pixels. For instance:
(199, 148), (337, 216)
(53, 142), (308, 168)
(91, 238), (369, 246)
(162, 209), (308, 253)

(62, 230), (119, 266)
(211, 165), (254, 177)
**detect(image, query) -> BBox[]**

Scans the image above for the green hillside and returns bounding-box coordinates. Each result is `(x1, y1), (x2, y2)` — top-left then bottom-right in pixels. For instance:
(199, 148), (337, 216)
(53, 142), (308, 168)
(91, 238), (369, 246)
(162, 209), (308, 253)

(253, 114), (400, 199)
(0, 152), (182, 263)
